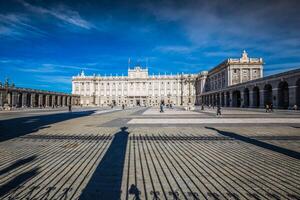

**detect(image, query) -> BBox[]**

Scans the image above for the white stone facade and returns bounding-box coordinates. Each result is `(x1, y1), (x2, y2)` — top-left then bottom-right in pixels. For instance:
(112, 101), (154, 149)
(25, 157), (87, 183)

(72, 50), (264, 107)
(203, 50), (263, 93)
(72, 67), (197, 107)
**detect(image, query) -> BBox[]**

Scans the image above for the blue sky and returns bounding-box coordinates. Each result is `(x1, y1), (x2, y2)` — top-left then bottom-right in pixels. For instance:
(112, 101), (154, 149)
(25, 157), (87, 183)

(0, 0), (299, 93)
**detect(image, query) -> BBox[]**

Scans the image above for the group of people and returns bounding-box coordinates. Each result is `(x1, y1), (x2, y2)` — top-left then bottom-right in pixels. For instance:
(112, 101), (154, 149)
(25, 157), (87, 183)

(159, 102), (174, 113)
(201, 103), (222, 116)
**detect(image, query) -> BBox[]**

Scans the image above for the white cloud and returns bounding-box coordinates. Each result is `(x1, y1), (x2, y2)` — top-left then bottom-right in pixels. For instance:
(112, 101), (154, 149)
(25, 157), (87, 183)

(19, 0), (94, 30)
(145, 0), (300, 50)
(154, 45), (195, 54)
(0, 13), (48, 38)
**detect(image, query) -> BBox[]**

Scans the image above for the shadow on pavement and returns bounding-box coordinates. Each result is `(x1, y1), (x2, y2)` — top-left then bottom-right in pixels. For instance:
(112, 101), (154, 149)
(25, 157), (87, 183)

(206, 127), (300, 160)
(0, 110), (96, 142)
(0, 155), (37, 176)
(129, 184), (141, 200)
(0, 168), (39, 197)
(79, 127), (129, 200)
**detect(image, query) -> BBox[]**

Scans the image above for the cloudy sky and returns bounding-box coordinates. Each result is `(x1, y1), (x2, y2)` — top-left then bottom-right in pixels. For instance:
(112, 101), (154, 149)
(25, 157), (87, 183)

(0, 0), (299, 93)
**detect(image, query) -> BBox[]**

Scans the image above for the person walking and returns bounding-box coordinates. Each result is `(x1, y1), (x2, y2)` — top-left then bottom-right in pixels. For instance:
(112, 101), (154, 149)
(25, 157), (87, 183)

(293, 104), (298, 110)
(265, 104), (269, 112)
(270, 103), (273, 112)
(216, 105), (222, 116)
(160, 103), (164, 113)
(68, 104), (72, 112)
(122, 104), (125, 110)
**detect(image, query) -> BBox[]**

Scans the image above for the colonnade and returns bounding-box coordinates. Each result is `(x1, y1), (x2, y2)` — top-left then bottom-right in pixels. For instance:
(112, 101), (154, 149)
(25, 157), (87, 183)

(0, 88), (80, 109)
(199, 77), (300, 109)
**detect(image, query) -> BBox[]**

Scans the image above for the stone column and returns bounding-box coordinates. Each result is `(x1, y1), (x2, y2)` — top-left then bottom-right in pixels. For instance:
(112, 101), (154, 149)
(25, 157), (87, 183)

(240, 91), (244, 108)
(11, 92), (17, 107)
(67, 96), (71, 106)
(62, 96), (66, 106)
(16, 93), (21, 107)
(52, 95), (56, 107)
(229, 91), (233, 107)
(38, 94), (43, 107)
(224, 93), (228, 107)
(289, 85), (297, 108)
(7, 93), (12, 106)
(31, 93), (36, 107)
(219, 92), (222, 106)
(46, 95), (50, 107)
(22, 93), (27, 107)
(0, 92), (3, 107)
(57, 96), (61, 106)
(239, 69), (242, 84)
(260, 90), (265, 108)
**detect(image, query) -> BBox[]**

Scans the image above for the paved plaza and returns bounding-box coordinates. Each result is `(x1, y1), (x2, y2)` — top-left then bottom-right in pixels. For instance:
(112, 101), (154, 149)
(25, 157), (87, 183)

(0, 107), (299, 200)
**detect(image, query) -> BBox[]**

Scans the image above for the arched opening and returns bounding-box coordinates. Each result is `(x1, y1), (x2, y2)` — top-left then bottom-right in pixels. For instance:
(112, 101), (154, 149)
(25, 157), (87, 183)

(55, 96), (59, 106)
(252, 86), (260, 108)
(212, 94), (215, 106)
(232, 90), (241, 107)
(216, 93), (220, 106)
(65, 97), (68, 106)
(206, 96), (209, 105)
(226, 91), (230, 107)
(221, 92), (225, 107)
(243, 88), (250, 107)
(34, 94), (39, 107)
(264, 84), (273, 107)
(278, 81), (289, 109)
(42, 95), (46, 107)
(296, 79), (300, 107)
(49, 95), (53, 107)
(17, 93), (23, 107)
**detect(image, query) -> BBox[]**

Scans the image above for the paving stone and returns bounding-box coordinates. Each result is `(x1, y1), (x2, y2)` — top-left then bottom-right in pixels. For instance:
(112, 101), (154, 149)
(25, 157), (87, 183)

(0, 107), (299, 200)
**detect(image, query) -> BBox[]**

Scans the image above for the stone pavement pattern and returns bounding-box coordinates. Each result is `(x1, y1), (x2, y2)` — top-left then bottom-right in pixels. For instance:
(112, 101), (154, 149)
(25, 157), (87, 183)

(0, 107), (299, 199)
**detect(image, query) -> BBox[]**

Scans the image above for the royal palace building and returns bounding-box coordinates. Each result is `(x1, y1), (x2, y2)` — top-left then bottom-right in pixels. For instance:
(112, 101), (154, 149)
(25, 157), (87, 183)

(72, 66), (197, 107)
(72, 51), (300, 109)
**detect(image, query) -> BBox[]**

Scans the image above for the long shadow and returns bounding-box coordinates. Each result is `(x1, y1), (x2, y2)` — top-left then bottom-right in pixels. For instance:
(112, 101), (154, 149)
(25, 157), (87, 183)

(0, 168), (39, 197)
(0, 155), (37, 176)
(0, 110), (96, 142)
(206, 127), (300, 160)
(79, 127), (129, 200)
(129, 184), (141, 200)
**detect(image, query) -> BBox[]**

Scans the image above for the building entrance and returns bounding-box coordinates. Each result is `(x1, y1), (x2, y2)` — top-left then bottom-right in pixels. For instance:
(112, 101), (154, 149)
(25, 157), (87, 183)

(136, 100), (140, 106)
